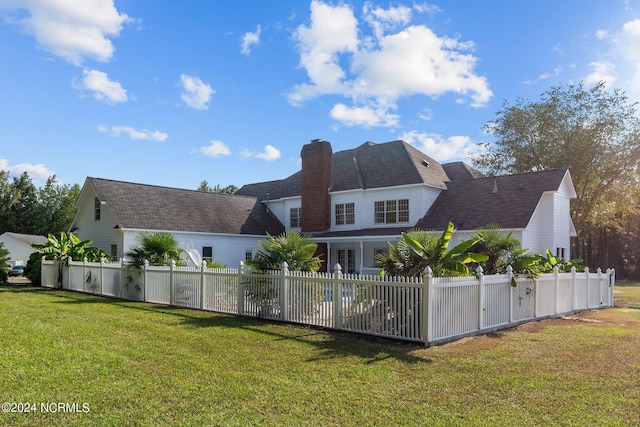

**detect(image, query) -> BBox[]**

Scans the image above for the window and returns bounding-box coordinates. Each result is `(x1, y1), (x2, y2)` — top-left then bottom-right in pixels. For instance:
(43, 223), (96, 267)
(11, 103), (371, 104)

(110, 244), (118, 259)
(556, 247), (566, 260)
(337, 249), (356, 274)
(374, 247), (388, 264)
(290, 207), (301, 228)
(202, 246), (213, 261)
(335, 202), (355, 225)
(374, 199), (409, 224)
(245, 250), (253, 261)
(94, 197), (101, 221)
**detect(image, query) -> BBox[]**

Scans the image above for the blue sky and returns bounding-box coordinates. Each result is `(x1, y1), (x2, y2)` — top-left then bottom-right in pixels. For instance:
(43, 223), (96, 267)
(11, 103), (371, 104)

(1, 0), (639, 190)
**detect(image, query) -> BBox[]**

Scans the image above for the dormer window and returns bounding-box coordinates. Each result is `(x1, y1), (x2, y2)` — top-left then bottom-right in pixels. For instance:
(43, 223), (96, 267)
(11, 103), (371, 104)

(94, 197), (101, 221)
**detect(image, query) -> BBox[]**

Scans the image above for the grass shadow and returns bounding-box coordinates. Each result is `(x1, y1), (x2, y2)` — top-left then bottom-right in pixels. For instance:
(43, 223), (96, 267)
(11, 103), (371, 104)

(9, 285), (431, 364)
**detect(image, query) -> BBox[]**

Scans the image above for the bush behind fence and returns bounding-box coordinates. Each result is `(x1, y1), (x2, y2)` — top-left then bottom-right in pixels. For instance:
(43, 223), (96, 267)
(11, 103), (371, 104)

(41, 259), (615, 345)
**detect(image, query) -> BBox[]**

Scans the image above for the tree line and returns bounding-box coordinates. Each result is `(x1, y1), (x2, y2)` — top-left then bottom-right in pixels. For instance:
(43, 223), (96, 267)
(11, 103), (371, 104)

(474, 81), (640, 278)
(0, 172), (79, 236)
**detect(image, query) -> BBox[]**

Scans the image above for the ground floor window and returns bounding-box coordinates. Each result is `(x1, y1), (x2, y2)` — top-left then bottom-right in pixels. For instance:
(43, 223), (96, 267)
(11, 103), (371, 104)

(337, 249), (356, 274)
(110, 244), (118, 259)
(202, 246), (213, 261)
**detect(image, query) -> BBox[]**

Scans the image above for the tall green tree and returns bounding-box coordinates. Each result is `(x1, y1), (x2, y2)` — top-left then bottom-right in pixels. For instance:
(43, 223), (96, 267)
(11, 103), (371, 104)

(35, 177), (80, 235)
(474, 81), (640, 273)
(197, 180), (238, 194)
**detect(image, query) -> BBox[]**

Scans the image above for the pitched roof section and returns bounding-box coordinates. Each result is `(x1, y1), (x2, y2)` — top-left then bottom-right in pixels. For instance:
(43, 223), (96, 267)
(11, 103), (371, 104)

(86, 177), (284, 235)
(1, 232), (48, 246)
(416, 169), (570, 231)
(237, 140), (454, 198)
(442, 162), (486, 181)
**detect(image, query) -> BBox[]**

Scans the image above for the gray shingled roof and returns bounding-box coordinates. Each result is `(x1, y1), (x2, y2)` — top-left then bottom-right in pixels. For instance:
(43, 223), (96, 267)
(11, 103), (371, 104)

(86, 177), (284, 235)
(1, 232), (48, 246)
(416, 169), (570, 231)
(237, 140), (454, 199)
(442, 162), (486, 181)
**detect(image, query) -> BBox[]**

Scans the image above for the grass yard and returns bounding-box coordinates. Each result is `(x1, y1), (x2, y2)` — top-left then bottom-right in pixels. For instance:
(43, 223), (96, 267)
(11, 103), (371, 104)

(1, 284), (639, 426)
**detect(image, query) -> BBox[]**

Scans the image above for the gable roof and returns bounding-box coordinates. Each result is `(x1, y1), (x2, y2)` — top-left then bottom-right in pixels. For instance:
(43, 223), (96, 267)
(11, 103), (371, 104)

(237, 140), (460, 199)
(416, 169), (571, 231)
(82, 177), (284, 235)
(0, 232), (48, 246)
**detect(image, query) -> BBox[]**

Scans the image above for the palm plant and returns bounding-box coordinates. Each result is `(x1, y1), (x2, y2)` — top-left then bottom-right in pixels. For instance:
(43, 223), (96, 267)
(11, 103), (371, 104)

(376, 222), (488, 277)
(467, 223), (521, 274)
(32, 232), (109, 288)
(246, 231), (321, 272)
(125, 232), (185, 268)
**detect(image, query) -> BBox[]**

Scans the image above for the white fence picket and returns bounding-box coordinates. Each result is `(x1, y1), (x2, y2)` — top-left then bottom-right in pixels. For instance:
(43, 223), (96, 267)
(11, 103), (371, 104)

(40, 258), (615, 346)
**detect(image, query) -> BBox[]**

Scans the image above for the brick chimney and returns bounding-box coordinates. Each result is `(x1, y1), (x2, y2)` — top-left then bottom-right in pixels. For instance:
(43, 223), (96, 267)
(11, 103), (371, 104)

(301, 139), (332, 233)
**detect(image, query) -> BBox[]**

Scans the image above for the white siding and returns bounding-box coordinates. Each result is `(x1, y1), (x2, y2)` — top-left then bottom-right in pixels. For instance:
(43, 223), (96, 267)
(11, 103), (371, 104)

(121, 230), (266, 268)
(331, 184), (442, 231)
(73, 188), (123, 258)
(0, 234), (39, 266)
(522, 192), (554, 255)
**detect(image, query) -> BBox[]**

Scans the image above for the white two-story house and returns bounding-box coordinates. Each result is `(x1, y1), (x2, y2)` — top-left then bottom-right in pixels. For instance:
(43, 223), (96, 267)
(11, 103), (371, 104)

(236, 139), (577, 273)
(71, 139), (576, 273)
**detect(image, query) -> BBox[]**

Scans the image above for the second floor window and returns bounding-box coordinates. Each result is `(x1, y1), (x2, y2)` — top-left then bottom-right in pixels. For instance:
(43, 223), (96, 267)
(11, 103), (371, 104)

(94, 197), (101, 221)
(374, 199), (409, 224)
(335, 203), (355, 225)
(290, 207), (301, 228)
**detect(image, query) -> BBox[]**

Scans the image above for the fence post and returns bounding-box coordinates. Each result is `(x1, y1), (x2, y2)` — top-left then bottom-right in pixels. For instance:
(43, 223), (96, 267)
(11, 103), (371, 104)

(554, 265), (560, 314)
(143, 260), (149, 302)
(281, 262), (290, 321)
(597, 268), (603, 307)
(170, 259), (175, 306)
(477, 265), (484, 332)
(237, 261), (245, 316)
(83, 257), (87, 293)
(120, 258), (125, 299)
(200, 261), (205, 310)
(99, 257), (104, 296)
(421, 266), (433, 345)
(506, 265), (513, 323)
(584, 267), (591, 309)
(609, 268), (616, 307)
(570, 266), (576, 311)
(333, 263), (343, 330)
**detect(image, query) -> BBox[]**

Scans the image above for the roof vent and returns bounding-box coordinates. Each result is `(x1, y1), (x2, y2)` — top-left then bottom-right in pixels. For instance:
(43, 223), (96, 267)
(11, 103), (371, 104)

(421, 160), (430, 167)
(492, 178), (498, 193)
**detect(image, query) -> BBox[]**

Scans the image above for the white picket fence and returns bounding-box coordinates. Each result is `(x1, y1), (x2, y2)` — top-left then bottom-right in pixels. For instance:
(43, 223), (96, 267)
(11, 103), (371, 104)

(41, 259), (615, 346)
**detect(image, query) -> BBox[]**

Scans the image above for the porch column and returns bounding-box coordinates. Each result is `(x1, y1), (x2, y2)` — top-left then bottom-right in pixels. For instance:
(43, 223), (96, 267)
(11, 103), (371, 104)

(359, 240), (364, 274)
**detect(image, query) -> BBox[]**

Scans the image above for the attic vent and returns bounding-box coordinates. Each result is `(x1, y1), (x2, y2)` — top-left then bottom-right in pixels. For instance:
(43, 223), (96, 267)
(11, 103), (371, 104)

(421, 160), (430, 167)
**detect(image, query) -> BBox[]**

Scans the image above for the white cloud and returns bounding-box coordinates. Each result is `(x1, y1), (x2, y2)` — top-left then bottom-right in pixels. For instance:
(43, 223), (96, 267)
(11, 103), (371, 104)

(584, 61), (616, 86)
(240, 145), (281, 161)
(180, 74), (214, 110)
(399, 130), (480, 162)
(288, 1), (492, 128)
(98, 125), (168, 141)
(0, 0), (131, 65)
(74, 69), (128, 104)
(616, 19), (640, 89)
(199, 140), (231, 157)
(0, 159), (55, 183)
(241, 25), (261, 55)
(595, 30), (608, 40)
(538, 65), (564, 80)
(330, 103), (399, 127)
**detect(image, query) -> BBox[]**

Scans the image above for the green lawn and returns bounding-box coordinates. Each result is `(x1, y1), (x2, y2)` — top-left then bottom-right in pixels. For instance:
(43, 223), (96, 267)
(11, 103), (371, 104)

(1, 284), (639, 426)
